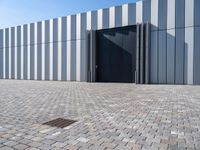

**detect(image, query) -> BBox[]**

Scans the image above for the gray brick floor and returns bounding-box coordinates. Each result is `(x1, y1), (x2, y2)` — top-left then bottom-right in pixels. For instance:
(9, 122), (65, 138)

(0, 80), (200, 150)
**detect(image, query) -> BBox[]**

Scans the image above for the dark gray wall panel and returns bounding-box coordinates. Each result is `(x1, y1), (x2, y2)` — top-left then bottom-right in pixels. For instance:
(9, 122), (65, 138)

(53, 19), (58, 42)
(115, 6), (122, 27)
(142, 0), (151, 23)
(167, 29), (175, 84)
(23, 46), (27, 80)
(71, 15), (76, 40)
(61, 17), (67, 42)
(158, 0), (167, 30)
(37, 44), (42, 80)
(71, 41), (76, 81)
(195, 0), (200, 26)
(194, 27), (200, 84)
(176, 0), (185, 28)
(5, 47), (9, 79)
(30, 23), (35, 45)
(61, 42), (67, 80)
(80, 13), (87, 39)
(158, 31), (167, 83)
(175, 28), (185, 84)
(128, 3), (136, 25)
(45, 21), (50, 43)
(0, 30), (3, 48)
(91, 11), (97, 30)
(17, 46), (21, 79)
(0, 49), (3, 78)
(45, 43), (50, 80)
(150, 31), (158, 83)
(102, 8), (109, 29)
(11, 28), (15, 47)
(5, 28), (9, 48)
(11, 46), (15, 79)
(30, 45), (34, 80)
(17, 26), (21, 47)
(53, 42), (58, 80)
(37, 22), (42, 44)
(23, 25), (28, 46)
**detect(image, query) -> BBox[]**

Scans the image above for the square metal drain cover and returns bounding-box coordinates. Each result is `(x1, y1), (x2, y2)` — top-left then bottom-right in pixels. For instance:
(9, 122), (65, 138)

(42, 118), (77, 128)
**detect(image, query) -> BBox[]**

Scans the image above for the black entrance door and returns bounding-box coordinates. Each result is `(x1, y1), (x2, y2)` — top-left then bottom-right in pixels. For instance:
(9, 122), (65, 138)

(96, 26), (136, 83)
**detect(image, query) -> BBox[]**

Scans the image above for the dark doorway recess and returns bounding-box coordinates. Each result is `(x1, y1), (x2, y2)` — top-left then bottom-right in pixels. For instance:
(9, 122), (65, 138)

(96, 25), (137, 83)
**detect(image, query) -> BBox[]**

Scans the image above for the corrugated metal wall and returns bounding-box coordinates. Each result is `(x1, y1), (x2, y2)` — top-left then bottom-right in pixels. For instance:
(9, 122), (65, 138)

(0, 0), (199, 84)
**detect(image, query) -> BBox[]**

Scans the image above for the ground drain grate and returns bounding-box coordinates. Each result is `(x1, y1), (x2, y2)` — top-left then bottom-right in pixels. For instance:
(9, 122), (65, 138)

(42, 118), (77, 128)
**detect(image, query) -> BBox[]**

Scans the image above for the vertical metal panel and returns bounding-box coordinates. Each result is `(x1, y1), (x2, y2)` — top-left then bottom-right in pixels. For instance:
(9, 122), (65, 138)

(175, 28), (185, 84)
(194, 0), (200, 26)
(80, 40), (86, 81)
(37, 22), (42, 80)
(185, 0), (194, 27)
(136, 1), (143, 23)
(158, 0), (167, 30)
(0, 48), (2, 78)
(30, 23), (35, 45)
(97, 9), (103, 30)
(0, 29), (3, 49)
(145, 23), (150, 84)
(115, 6), (122, 27)
(71, 40), (76, 81)
(45, 20), (50, 43)
(128, 3), (136, 25)
(185, 27), (194, 84)
(167, 0), (175, 29)
(122, 4), (128, 26)
(80, 13), (87, 39)
(23, 25), (28, 79)
(0, 29), (3, 77)
(142, 0), (151, 23)
(67, 16), (71, 41)
(140, 24), (144, 84)
(23, 25), (28, 80)
(87, 11), (97, 30)
(102, 8), (109, 29)
(76, 39), (81, 81)
(17, 26), (21, 79)
(53, 19), (58, 80)
(61, 17), (67, 81)
(27, 24), (30, 80)
(71, 15), (76, 40)
(151, 0), (158, 31)
(9, 28), (11, 79)
(176, 0), (185, 28)
(42, 21), (45, 80)
(11, 27), (15, 79)
(150, 31), (158, 83)
(58, 17), (62, 81)
(20, 26), (23, 79)
(34, 23), (38, 80)
(167, 29), (175, 84)
(5, 28), (9, 79)
(109, 7), (115, 28)
(45, 43), (50, 80)
(3, 29), (6, 79)
(49, 19), (53, 80)
(30, 45), (34, 80)
(194, 27), (200, 84)
(61, 17), (67, 42)
(67, 41), (71, 80)
(61, 42), (67, 81)
(158, 30), (167, 84)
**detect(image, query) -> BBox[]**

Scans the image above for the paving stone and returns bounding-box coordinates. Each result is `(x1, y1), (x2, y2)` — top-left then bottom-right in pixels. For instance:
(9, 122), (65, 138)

(0, 80), (200, 150)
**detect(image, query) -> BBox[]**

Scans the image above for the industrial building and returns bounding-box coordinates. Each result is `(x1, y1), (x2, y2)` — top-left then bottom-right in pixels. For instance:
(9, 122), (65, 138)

(0, 0), (199, 84)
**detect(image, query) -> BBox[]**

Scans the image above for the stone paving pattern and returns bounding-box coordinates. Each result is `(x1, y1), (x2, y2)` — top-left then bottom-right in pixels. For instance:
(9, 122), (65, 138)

(0, 80), (200, 150)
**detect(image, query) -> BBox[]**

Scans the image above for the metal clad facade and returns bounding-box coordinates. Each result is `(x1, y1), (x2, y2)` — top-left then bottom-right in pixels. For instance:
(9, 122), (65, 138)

(0, 0), (199, 85)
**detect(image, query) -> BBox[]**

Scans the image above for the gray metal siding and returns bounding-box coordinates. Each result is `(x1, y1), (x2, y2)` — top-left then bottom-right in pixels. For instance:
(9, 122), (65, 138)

(194, 27), (200, 84)
(158, 31), (167, 84)
(175, 28), (185, 84)
(0, 1), (199, 84)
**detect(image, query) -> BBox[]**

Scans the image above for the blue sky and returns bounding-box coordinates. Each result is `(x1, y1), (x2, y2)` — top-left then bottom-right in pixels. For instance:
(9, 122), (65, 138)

(0, 0), (138, 29)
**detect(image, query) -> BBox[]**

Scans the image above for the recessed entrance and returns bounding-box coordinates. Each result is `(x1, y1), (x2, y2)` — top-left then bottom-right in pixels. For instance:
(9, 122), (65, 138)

(96, 26), (137, 83)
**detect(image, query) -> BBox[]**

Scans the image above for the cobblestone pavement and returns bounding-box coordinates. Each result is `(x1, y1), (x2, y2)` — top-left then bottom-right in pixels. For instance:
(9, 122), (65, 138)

(0, 80), (200, 150)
